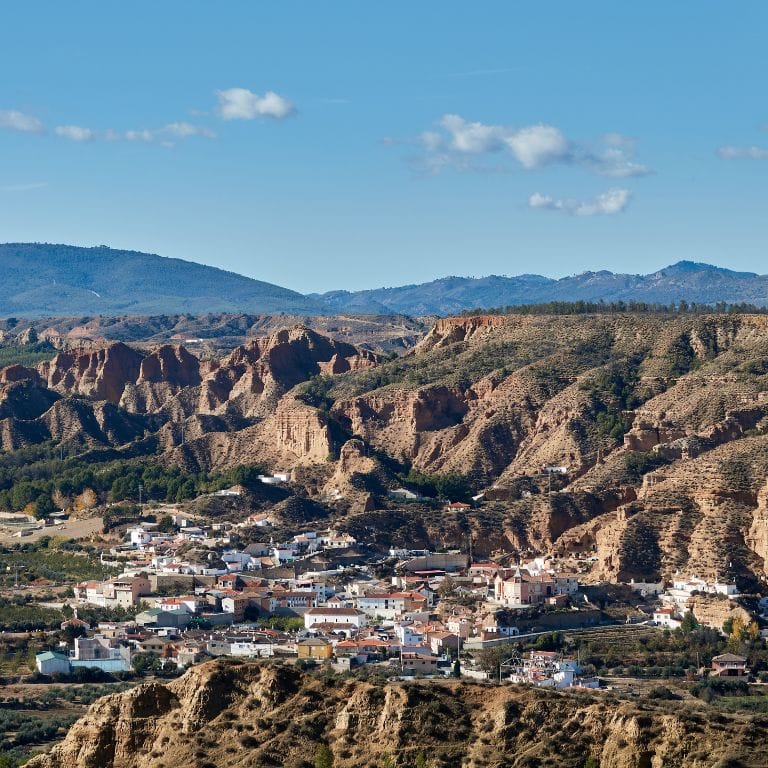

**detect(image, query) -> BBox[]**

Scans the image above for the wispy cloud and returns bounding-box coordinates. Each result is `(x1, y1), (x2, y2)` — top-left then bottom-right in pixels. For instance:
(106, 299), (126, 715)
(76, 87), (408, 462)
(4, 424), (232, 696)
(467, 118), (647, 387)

(528, 188), (631, 216)
(0, 110), (44, 134)
(390, 115), (651, 178)
(2, 86), (291, 150)
(163, 122), (217, 139)
(0, 181), (48, 192)
(215, 88), (295, 120)
(54, 122), (216, 146)
(55, 125), (94, 142)
(717, 145), (768, 160)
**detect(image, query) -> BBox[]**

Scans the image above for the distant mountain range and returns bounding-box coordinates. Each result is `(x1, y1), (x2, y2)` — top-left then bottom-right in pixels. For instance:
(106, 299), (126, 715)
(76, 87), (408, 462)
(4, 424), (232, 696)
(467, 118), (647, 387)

(3, 243), (768, 318)
(0, 243), (322, 316)
(314, 261), (768, 315)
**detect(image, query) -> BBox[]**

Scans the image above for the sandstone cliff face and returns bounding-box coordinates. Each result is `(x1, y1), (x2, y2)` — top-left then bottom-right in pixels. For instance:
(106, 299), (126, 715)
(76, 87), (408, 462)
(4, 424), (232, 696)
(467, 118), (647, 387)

(40, 342), (144, 404)
(7, 313), (768, 587)
(137, 344), (201, 387)
(583, 435), (768, 587)
(0, 325), (378, 469)
(33, 327), (377, 422)
(747, 478), (768, 576)
(686, 594), (753, 631)
(27, 659), (767, 768)
(416, 314), (508, 352)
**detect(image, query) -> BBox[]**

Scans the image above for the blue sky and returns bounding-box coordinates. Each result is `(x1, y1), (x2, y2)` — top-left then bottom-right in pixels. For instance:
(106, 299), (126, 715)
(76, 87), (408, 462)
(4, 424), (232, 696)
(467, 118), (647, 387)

(1, 2), (767, 292)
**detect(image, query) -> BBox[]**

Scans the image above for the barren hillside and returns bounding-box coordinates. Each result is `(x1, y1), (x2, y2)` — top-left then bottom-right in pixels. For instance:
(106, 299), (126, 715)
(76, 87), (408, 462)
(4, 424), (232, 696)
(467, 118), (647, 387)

(26, 659), (768, 768)
(3, 312), (768, 586)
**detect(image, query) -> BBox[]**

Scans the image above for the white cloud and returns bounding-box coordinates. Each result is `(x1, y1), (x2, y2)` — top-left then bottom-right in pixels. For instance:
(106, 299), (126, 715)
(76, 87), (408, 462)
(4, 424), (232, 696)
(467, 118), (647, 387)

(0, 110), (44, 134)
(717, 145), (768, 160)
(55, 125), (94, 142)
(601, 132), (633, 147)
(585, 146), (651, 178)
(124, 129), (155, 143)
(162, 122), (216, 139)
(53, 122), (215, 146)
(528, 188), (631, 216)
(419, 130), (443, 152)
(439, 114), (507, 153)
(215, 88), (295, 120)
(398, 115), (649, 177)
(505, 124), (570, 169)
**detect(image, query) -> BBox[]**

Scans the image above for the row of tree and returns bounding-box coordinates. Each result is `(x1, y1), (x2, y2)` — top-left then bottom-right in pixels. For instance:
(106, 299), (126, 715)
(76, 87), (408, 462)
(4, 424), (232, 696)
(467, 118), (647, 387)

(0, 455), (266, 517)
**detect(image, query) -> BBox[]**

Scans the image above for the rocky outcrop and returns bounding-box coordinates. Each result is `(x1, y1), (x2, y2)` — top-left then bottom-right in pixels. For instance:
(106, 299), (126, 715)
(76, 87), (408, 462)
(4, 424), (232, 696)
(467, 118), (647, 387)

(7, 312), (768, 588)
(624, 421), (687, 452)
(686, 594), (753, 631)
(273, 398), (332, 462)
(0, 326), (379, 469)
(40, 342), (144, 404)
(416, 314), (508, 352)
(0, 364), (40, 385)
(138, 345), (201, 387)
(28, 659), (768, 768)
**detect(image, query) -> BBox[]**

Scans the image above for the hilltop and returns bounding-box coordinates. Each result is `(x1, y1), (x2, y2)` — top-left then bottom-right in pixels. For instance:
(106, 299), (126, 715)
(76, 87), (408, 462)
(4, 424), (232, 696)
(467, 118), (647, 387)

(27, 659), (768, 768)
(3, 312), (768, 588)
(4, 244), (768, 318)
(314, 262), (768, 315)
(0, 244), (321, 316)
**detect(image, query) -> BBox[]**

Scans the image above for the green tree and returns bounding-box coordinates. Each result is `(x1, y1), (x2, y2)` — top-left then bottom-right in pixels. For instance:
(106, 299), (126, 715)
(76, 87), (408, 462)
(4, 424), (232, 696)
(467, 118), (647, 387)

(314, 744), (334, 768)
(415, 754), (429, 768)
(131, 652), (161, 675)
(680, 611), (698, 634)
(156, 515), (176, 533)
(34, 492), (56, 518)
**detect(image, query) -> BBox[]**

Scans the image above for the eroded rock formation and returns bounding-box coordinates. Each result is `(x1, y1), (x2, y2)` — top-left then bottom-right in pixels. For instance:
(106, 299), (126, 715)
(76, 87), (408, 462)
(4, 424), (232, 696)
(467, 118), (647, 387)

(27, 659), (768, 768)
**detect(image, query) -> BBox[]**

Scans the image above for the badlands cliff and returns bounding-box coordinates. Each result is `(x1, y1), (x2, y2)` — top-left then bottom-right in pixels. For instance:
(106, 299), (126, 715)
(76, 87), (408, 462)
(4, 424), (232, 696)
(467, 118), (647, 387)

(4, 312), (768, 586)
(26, 659), (768, 768)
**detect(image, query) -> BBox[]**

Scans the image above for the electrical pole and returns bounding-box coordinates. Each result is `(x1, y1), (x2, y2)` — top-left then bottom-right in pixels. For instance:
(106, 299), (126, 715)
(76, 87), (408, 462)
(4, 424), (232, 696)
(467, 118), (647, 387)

(138, 484), (143, 505)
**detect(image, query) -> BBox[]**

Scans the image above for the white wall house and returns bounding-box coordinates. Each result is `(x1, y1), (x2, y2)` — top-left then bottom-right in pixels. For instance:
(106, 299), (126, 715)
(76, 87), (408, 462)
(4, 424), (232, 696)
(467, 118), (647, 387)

(303, 607), (367, 631)
(36, 651), (71, 675)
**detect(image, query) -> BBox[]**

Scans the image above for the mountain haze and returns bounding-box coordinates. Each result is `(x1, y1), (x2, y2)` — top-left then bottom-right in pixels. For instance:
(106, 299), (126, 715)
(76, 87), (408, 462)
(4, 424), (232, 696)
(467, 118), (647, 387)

(315, 261), (768, 315)
(0, 243), (322, 316)
(4, 244), (768, 317)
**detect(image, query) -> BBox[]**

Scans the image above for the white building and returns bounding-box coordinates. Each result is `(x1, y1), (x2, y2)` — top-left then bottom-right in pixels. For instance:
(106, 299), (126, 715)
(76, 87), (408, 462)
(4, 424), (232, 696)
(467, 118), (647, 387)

(303, 607), (367, 631)
(653, 607), (683, 629)
(128, 527), (152, 547)
(273, 546), (296, 563)
(36, 651), (71, 675)
(319, 531), (357, 549)
(70, 636), (132, 673)
(395, 623), (425, 647)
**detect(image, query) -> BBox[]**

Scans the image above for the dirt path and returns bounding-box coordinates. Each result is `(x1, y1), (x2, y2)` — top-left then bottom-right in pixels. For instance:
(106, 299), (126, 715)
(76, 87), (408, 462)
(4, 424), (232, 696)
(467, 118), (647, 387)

(0, 517), (103, 544)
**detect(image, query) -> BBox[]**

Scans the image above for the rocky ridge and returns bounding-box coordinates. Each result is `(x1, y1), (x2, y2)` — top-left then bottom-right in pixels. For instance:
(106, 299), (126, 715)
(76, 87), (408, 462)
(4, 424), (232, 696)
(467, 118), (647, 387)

(4, 312), (768, 587)
(26, 659), (768, 768)
(0, 326), (377, 468)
